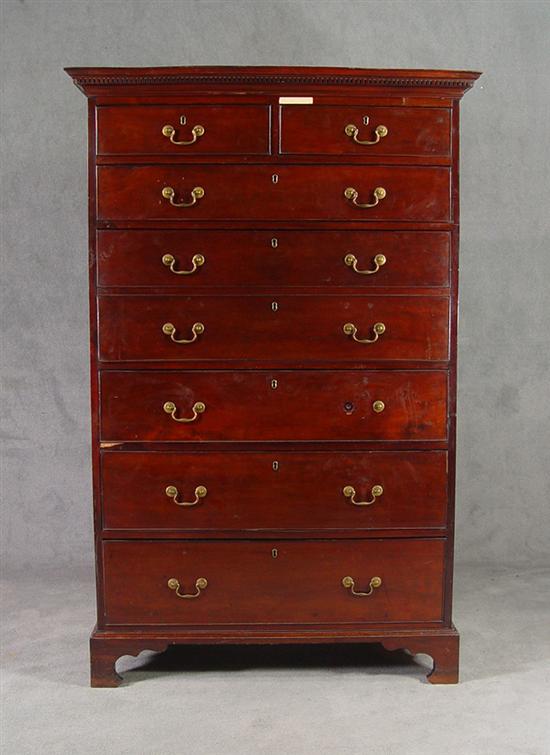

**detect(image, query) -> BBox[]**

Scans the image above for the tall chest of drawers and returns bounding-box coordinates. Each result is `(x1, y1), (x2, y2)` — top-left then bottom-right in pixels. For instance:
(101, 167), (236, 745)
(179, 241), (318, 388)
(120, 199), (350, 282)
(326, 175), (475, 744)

(66, 66), (480, 686)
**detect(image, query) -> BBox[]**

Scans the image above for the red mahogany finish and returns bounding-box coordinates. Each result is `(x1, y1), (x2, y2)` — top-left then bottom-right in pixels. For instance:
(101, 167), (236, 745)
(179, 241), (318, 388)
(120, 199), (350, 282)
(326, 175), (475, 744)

(100, 370), (447, 442)
(97, 229), (451, 289)
(97, 165), (451, 222)
(102, 539), (445, 625)
(97, 104), (271, 155)
(101, 450), (448, 532)
(280, 105), (450, 156)
(98, 295), (449, 363)
(66, 65), (480, 686)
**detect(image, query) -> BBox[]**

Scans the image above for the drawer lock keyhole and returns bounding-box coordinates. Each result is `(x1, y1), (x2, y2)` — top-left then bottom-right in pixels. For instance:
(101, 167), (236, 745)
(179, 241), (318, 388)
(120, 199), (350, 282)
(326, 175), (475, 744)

(272, 548), (278, 559)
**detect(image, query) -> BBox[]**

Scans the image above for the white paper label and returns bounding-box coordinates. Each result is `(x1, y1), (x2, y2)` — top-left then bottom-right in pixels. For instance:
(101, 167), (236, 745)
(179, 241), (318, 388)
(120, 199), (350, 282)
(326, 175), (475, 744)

(278, 96), (314, 104)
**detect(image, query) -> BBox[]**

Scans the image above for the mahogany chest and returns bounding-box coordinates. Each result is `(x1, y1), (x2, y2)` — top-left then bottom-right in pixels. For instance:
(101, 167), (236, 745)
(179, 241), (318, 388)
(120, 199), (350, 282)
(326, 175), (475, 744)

(66, 66), (480, 686)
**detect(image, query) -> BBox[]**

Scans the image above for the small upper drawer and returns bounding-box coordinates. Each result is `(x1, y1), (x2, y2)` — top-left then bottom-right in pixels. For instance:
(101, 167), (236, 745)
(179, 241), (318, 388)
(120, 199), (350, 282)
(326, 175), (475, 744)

(96, 105), (270, 155)
(280, 106), (450, 156)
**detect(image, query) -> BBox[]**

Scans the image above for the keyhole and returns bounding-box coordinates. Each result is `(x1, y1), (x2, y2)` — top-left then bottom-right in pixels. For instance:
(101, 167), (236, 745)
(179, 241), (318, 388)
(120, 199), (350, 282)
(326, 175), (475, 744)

(272, 460), (279, 471)
(272, 548), (278, 558)
(271, 301), (278, 312)
(271, 238), (278, 248)
(272, 174), (279, 184)
(362, 115), (370, 125)
(179, 115), (187, 125)
(271, 379), (278, 390)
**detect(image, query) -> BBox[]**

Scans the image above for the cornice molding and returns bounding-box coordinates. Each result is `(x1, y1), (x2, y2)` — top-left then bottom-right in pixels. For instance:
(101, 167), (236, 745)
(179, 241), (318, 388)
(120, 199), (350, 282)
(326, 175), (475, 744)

(65, 67), (481, 96)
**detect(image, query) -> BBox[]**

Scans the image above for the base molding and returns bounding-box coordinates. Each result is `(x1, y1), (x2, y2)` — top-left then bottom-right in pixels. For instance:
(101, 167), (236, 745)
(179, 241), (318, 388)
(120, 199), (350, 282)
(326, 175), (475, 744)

(90, 625), (459, 687)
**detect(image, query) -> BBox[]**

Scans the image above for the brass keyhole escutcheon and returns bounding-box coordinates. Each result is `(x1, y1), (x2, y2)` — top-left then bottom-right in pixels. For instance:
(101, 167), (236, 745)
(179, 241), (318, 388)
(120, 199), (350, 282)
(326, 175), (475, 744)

(272, 460), (279, 471)
(271, 379), (278, 389)
(271, 301), (279, 311)
(272, 174), (279, 184)
(272, 548), (278, 558)
(271, 238), (278, 248)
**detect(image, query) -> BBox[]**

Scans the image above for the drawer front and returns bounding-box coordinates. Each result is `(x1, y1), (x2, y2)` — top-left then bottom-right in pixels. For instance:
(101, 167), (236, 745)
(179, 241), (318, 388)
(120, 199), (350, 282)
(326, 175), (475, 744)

(280, 105), (450, 156)
(100, 370), (447, 442)
(102, 450), (448, 531)
(97, 165), (451, 222)
(97, 230), (451, 288)
(97, 105), (270, 155)
(102, 539), (445, 625)
(98, 295), (449, 363)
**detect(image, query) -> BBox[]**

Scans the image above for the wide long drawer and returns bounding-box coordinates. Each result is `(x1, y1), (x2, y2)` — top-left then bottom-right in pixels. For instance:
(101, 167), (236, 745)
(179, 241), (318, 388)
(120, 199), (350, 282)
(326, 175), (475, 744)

(102, 539), (445, 625)
(101, 450), (448, 531)
(97, 165), (451, 222)
(97, 230), (451, 289)
(100, 370), (447, 442)
(98, 295), (449, 363)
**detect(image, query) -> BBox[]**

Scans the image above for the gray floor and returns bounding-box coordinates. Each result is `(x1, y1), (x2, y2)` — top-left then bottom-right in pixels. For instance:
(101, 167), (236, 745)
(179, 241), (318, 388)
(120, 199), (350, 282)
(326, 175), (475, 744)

(1, 564), (549, 755)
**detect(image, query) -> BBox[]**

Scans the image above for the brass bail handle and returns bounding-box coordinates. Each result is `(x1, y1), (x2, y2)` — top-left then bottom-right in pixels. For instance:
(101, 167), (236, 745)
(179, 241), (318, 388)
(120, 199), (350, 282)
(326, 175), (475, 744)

(344, 186), (387, 209)
(162, 116), (205, 145)
(167, 577), (208, 599)
(162, 321), (205, 344)
(342, 575), (382, 597)
(165, 485), (208, 507)
(162, 186), (205, 208)
(163, 401), (206, 423)
(343, 484), (384, 506)
(344, 253), (386, 275)
(162, 253), (205, 275)
(344, 122), (388, 145)
(343, 321), (386, 344)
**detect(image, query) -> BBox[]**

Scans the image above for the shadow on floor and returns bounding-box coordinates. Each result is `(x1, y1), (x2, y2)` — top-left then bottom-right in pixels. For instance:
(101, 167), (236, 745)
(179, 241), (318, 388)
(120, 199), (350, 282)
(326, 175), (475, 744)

(118, 643), (431, 683)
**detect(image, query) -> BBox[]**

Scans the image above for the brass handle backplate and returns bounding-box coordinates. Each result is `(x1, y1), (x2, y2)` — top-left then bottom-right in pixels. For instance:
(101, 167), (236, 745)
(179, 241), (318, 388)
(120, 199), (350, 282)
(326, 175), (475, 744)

(163, 401), (206, 423)
(343, 484), (384, 506)
(344, 123), (388, 145)
(162, 321), (205, 344)
(162, 186), (205, 207)
(167, 577), (208, 599)
(162, 253), (205, 275)
(344, 253), (386, 275)
(343, 321), (386, 343)
(342, 575), (382, 597)
(165, 485), (208, 507)
(344, 186), (387, 208)
(161, 119), (205, 145)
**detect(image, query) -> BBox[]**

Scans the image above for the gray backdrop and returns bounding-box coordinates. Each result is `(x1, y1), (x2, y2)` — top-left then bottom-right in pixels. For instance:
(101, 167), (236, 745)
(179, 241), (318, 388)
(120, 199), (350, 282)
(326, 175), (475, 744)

(1, 0), (549, 573)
